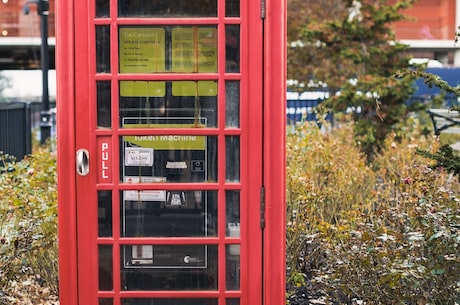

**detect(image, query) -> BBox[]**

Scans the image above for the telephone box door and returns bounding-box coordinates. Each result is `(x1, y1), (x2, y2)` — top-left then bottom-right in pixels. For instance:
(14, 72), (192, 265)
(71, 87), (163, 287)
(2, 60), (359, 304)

(55, 0), (287, 304)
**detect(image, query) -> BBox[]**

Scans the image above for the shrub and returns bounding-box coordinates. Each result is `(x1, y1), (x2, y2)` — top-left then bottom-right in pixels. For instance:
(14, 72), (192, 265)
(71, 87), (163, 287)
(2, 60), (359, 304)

(0, 148), (58, 301)
(286, 122), (376, 286)
(326, 161), (460, 304)
(286, 120), (460, 304)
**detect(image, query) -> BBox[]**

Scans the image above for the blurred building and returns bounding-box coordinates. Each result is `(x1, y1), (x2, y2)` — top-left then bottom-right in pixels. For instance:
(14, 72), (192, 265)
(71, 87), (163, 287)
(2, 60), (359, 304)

(0, 0), (55, 70)
(392, 0), (459, 66)
(0, 0), (459, 71)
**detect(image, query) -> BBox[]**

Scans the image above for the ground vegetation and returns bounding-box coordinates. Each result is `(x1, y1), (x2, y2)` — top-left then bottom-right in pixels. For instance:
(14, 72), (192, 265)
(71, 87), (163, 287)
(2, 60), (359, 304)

(287, 120), (460, 304)
(0, 148), (58, 304)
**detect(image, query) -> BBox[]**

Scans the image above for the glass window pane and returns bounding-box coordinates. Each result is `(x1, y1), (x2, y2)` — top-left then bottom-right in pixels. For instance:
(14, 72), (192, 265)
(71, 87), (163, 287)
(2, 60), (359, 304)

(226, 0), (240, 17)
(118, 26), (217, 74)
(99, 245), (113, 290)
(226, 81), (240, 128)
(226, 245), (240, 290)
(120, 135), (217, 183)
(121, 245), (218, 290)
(226, 25), (240, 73)
(226, 136), (240, 182)
(226, 191), (240, 237)
(120, 190), (217, 237)
(97, 81), (111, 128)
(96, 26), (111, 73)
(118, 0), (217, 17)
(119, 81), (217, 128)
(226, 299), (240, 305)
(98, 190), (112, 237)
(96, 0), (110, 18)
(99, 299), (113, 305)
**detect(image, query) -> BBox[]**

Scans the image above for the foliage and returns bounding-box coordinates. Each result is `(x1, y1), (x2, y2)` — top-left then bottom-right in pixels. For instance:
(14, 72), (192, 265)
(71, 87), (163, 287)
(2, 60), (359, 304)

(326, 176), (460, 304)
(287, 0), (420, 159)
(286, 121), (460, 304)
(417, 144), (460, 181)
(393, 69), (460, 179)
(286, 122), (374, 285)
(396, 68), (460, 98)
(0, 148), (58, 301)
(288, 0), (414, 89)
(389, 18), (460, 195)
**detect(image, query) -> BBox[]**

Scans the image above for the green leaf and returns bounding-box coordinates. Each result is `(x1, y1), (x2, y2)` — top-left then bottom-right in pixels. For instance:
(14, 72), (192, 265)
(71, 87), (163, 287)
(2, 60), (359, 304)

(430, 269), (445, 275)
(428, 231), (444, 241)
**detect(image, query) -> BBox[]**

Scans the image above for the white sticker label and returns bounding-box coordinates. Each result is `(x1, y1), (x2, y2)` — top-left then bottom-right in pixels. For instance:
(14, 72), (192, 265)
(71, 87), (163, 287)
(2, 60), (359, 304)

(124, 176), (166, 201)
(125, 147), (154, 166)
(166, 161), (187, 169)
(132, 245), (154, 259)
(124, 190), (166, 201)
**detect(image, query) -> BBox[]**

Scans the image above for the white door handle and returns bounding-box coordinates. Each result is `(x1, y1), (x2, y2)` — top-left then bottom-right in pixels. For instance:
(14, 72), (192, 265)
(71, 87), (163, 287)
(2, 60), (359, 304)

(76, 149), (90, 176)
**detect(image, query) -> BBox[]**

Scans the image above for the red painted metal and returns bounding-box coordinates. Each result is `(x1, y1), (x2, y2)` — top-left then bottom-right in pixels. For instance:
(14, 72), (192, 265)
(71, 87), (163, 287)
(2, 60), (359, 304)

(55, 0), (78, 304)
(243, 0), (263, 302)
(56, 0), (285, 303)
(263, 0), (287, 304)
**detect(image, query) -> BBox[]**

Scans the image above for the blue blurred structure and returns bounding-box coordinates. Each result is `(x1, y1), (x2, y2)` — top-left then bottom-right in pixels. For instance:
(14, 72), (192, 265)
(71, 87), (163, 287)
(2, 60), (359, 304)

(287, 68), (460, 126)
(411, 67), (460, 107)
(286, 90), (333, 125)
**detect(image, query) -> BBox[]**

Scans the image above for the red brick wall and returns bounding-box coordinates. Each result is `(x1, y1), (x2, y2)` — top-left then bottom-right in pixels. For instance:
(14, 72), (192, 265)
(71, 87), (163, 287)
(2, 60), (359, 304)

(0, 0), (55, 38)
(0, 0), (456, 42)
(392, 0), (456, 40)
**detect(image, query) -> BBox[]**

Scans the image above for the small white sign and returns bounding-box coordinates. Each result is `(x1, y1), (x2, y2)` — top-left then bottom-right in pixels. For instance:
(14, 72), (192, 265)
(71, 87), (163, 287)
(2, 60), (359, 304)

(131, 245), (154, 265)
(124, 176), (166, 183)
(132, 245), (154, 259)
(124, 176), (166, 201)
(166, 161), (187, 169)
(124, 190), (166, 201)
(125, 147), (154, 166)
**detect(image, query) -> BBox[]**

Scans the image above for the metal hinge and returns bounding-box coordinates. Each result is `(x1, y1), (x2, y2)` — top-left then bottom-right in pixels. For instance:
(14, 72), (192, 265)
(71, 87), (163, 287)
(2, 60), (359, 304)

(260, 186), (265, 229)
(260, 0), (266, 19)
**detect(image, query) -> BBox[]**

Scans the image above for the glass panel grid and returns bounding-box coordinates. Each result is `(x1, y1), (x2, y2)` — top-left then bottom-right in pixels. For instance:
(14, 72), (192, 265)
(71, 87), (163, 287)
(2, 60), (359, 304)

(95, 0), (246, 301)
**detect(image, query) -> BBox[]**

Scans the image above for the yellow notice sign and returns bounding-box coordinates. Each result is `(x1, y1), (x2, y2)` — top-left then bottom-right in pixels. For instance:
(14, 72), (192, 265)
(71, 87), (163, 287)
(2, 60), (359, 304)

(120, 81), (166, 97)
(124, 134), (206, 150)
(172, 81), (217, 96)
(124, 122), (206, 150)
(119, 28), (165, 73)
(171, 27), (217, 72)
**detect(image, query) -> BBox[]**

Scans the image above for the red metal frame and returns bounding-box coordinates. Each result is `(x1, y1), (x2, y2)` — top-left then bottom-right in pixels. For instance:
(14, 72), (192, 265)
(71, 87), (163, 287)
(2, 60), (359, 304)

(263, 0), (287, 304)
(56, 0), (78, 304)
(56, 0), (285, 304)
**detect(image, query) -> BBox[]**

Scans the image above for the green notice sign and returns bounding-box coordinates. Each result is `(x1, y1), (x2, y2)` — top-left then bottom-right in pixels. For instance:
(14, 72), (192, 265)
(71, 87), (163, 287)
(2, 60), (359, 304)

(119, 28), (166, 73)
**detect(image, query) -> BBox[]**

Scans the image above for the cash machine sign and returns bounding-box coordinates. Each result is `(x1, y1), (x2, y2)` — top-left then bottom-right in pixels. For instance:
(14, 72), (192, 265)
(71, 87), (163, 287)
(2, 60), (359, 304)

(125, 147), (154, 166)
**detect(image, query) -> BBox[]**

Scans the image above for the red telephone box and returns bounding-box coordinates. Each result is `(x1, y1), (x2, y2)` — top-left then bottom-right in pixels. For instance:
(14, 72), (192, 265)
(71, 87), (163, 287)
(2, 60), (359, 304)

(56, 0), (285, 304)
